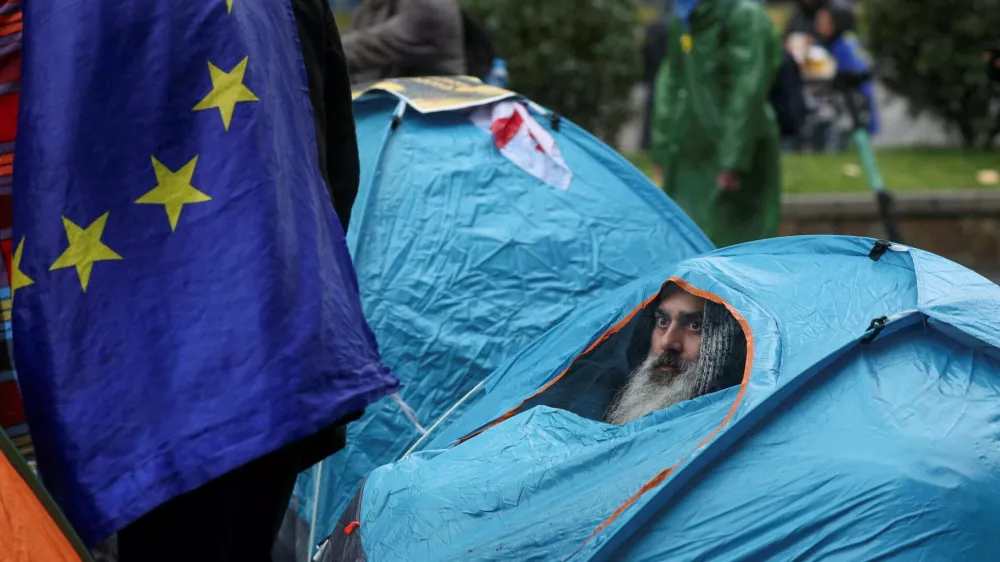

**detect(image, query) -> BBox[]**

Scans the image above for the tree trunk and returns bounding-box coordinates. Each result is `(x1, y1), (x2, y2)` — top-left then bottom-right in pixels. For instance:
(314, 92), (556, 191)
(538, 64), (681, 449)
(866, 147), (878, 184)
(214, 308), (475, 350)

(987, 118), (1000, 149)
(956, 117), (977, 148)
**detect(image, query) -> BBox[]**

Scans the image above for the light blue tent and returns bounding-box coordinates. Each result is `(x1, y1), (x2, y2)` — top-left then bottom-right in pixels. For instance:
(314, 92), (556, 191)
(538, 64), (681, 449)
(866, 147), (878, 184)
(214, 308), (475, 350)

(319, 235), (1000, 561)
(290, 77), (714, 547)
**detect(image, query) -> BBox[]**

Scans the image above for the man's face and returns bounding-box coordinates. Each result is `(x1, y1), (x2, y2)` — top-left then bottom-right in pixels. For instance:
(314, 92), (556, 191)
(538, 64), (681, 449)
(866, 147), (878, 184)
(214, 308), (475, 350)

(649, 290), (705, 369)
(815, 9), (835, 39)
(603, 289), (707, 425)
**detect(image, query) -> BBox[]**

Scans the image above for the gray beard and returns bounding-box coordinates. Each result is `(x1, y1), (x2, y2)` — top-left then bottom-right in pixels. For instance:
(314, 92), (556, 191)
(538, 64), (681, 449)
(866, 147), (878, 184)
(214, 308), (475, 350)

(605, 352), (699, 425)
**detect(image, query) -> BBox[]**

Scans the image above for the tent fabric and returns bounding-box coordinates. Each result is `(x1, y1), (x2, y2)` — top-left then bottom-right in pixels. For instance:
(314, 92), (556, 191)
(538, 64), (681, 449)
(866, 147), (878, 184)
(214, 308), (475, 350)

(293, 88), (714, 539)
(0, 429), (89, 561)
(333, 235), (1000, 561)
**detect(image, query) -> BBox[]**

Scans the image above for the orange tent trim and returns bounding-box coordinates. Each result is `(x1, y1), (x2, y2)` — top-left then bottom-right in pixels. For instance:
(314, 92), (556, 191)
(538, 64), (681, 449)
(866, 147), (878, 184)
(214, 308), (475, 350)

(573, 276), (756, 552)
(0, 429), (92, 561)
(446, 275), (757, 555)
(454, 290), (661, 446)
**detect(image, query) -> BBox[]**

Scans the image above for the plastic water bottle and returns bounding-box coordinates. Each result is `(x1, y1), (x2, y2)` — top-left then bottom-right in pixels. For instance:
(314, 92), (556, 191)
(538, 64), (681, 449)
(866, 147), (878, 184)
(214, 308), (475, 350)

(485, 58), (509, 88)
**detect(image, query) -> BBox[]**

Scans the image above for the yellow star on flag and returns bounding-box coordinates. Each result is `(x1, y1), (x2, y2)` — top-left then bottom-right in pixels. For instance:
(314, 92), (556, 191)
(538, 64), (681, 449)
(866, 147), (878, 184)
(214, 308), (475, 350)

(226, 0), (233, 13)
(193, 57), (258, 131)
(50, 213), (123, 293)
(11, 237), (34, 302)
(136, 156), (212, 231)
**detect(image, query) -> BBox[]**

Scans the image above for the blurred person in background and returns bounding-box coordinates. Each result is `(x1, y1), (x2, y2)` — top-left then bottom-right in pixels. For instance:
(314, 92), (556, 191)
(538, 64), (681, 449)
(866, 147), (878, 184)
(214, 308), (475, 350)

(343, 0), (466, 84)
(651, 0), (783, 248)
(641, 3), (672, 151)
(814, 2), (878, 150)
(784, 0), (823, 39)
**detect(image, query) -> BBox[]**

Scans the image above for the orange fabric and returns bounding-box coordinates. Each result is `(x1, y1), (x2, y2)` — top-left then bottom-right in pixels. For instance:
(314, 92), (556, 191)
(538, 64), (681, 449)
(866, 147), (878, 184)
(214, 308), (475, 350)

(589, 463), (678, 538)
(0, 52), (20, 87)
(575, 276), (756, 550)
(454, 291), (661, 446)
(0, 8), (21, 26)
(0, 92), (19, 144)
(0, 21), (22, 36)
(1, 237), (10, 285)
(0, 381), (25, 427)
(0, 452), (81, 561)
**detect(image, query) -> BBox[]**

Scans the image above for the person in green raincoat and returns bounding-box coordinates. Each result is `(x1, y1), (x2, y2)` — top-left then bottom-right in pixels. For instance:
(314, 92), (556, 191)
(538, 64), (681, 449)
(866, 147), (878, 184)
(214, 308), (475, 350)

(652, 0), (783, 248)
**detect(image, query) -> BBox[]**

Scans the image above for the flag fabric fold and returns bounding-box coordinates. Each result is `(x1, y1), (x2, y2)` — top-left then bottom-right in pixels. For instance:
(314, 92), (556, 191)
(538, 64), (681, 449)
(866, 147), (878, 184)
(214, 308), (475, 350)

(13, 0), (398, 544)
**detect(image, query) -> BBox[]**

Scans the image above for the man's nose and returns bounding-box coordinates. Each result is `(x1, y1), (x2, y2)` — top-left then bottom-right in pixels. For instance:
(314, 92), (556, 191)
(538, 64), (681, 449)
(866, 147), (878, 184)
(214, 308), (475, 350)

(657, 325), (684, 353)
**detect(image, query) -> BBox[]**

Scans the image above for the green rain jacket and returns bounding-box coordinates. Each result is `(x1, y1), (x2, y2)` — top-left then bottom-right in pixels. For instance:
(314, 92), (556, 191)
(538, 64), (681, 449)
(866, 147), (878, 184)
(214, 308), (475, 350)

(652, 0), (782, 248)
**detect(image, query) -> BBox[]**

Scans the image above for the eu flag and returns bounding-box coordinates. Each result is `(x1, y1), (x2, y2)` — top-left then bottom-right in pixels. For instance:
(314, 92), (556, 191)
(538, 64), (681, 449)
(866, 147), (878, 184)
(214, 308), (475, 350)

(12, 0), (398, 544)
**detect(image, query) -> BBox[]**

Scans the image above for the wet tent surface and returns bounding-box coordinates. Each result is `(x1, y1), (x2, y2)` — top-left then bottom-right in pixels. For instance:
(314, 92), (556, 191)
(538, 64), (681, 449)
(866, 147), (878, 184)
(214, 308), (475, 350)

(618, 324), (1000, 561)
(344, 236), (1000, 561)
(294, 94), (713, 535)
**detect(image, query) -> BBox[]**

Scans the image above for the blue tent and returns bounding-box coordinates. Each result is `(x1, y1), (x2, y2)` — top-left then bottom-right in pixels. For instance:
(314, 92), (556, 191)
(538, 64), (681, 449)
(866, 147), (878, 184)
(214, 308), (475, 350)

(291, 77), (714, 545)
(319, 235), (1000, 561)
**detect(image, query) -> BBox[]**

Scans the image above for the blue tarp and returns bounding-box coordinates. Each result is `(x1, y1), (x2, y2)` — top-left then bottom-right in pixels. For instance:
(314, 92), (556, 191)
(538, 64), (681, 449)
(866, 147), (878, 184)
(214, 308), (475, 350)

(345, 236), (1000, 560)
(293, 89), (713, 539)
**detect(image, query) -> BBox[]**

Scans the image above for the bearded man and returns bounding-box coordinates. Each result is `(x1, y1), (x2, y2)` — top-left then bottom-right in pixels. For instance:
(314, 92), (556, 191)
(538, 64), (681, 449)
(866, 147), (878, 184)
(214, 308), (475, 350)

(605, 285), (745, 425)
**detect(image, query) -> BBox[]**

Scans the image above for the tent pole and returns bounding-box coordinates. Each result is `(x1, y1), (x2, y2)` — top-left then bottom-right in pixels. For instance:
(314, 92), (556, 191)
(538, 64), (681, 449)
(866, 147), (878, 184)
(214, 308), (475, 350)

(307, 460), (324, 558)
(402, 378), (486, 458)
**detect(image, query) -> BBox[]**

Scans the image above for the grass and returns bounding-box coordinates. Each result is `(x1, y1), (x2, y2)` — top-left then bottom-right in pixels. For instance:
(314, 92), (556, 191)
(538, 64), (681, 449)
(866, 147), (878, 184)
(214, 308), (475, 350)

(625, 148), (1000, 194)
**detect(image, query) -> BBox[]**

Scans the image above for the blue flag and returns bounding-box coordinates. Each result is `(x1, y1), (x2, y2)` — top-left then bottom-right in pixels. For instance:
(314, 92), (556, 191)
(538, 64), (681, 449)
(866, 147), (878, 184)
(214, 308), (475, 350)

(12, 0), (398, 543)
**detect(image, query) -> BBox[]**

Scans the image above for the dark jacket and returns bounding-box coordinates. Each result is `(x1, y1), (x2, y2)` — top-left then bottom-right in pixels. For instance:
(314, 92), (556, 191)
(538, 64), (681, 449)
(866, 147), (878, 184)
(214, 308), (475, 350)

(990, 48), (1000, 83)
(641, 16), (671, 149)
(343, 0), (466, 84)
(784, 0), (823, 38)
(784, 0), (856, 39)
(293, 0), (360, 232)
(289, 0), (364, 471)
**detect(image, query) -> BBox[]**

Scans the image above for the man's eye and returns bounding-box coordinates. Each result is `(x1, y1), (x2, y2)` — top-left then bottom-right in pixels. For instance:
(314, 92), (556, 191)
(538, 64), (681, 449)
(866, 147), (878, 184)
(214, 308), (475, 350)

(690, 321), (702, 331)
(655, 316), (669, 328)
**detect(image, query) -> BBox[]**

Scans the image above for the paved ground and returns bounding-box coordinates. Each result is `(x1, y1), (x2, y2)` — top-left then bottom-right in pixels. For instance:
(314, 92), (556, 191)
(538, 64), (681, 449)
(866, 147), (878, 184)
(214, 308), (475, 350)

(870, 82), (958, 148)
(614, 85), (649, 154)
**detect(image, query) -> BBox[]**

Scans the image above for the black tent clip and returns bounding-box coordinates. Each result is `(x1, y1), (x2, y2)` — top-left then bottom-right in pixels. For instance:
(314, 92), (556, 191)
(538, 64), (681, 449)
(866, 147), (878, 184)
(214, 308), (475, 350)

(390, 101), (407, 131)
(869, 239), (891, 262)
(549, 112), (562, 132)
(861, 316), (888, 344)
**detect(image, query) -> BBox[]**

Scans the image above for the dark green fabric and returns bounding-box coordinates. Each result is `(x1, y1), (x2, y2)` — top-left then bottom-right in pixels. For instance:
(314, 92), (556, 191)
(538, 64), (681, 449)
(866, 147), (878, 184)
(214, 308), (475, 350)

(652, 0), (782, 248)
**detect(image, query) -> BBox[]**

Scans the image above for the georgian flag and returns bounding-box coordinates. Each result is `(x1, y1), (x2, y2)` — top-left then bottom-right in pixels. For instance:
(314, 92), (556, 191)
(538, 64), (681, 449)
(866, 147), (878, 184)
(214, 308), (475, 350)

(471, 101), (572, 191)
